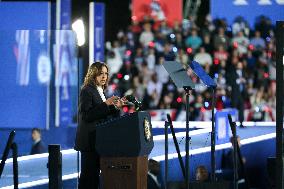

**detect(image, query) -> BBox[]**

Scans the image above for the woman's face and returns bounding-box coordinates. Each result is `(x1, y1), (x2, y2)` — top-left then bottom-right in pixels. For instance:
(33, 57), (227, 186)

(95, 66), (108, 87)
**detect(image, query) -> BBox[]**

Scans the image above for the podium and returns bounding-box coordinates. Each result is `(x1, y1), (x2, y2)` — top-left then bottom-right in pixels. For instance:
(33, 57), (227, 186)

(95, 111), (154, 189)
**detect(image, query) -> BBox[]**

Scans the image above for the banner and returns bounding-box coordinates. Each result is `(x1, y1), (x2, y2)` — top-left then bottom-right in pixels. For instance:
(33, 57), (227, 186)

(132, 0), (182, 26)
(89, 2), (105, 63)
(55, 0), (77, 127)
(211, 0), (284, 27)
(57, 0), (71, 30)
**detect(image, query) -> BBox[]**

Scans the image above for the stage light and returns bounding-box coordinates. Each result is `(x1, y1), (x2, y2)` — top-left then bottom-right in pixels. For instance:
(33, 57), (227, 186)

(172, 47), (178, 52)
(72, 19), (85, 47)
(126, 50), (132, 56)
(170, 33), (175, 39)
(204, 101), (209, 108)
(123, 106), (129, 113)
(213, 58), (220, 65)
(131, 16), (137, 21)
(255, 106), (260, 112)
(248, 44), (254, 50)
(117, 73), (123, 79)
(186, 47), (192, 54)
(124, 75), (130, 81)
(176, 97), (182, 103)
(148, 41), (155, 48)
(214, 73), (218, 78)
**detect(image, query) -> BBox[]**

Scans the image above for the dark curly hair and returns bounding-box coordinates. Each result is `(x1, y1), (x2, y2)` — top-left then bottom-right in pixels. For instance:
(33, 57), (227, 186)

(82, 62), (109, 89)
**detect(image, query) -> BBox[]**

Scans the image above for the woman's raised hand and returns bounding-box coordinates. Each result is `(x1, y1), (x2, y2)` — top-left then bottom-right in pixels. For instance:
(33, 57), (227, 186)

(114, 97), (128, 109)
(105, 96), (119, 106)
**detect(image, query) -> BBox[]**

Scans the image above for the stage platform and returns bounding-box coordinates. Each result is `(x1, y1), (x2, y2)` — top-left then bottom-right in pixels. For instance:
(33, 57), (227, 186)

(0, 122), (276, 189)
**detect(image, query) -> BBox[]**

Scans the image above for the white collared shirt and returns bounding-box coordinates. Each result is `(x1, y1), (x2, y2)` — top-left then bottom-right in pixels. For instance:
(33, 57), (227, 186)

(97, 86), (106, 102)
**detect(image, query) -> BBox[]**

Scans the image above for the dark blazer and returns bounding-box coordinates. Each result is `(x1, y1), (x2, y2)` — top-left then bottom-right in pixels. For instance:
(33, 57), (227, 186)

(30, 140), (46, 155)
(74, 84), (119, 152)
(147, 174), (161, 189)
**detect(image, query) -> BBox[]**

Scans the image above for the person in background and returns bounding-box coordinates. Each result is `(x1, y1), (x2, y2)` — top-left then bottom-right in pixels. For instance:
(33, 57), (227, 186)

(30, 128), (46, 155)
(195, 165), (209, 182)
(226, 61), (247, 127)
(222, 136), (247, 188)
(185, 28), (202, 53)
(148, 159), (162, 189)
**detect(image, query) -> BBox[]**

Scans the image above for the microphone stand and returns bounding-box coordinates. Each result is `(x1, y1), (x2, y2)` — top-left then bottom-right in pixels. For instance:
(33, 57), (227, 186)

(0, 131), (18, 189)
(164, 120), (168, 189)
(211, 88), (217, 181)
(228, 114), (238, 189)
(184, 86), (192, 189)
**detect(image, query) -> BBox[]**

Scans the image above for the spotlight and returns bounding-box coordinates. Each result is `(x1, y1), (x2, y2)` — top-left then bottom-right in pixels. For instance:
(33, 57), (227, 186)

(176, 97), (182, 103)
(214, 73), (218, 78)
(170, 33), (175, 39)
(204, 101), (209, 108)
(72, 19), (85, 46)
(117, 73), (123, 79)
(213, 58), (220, 65)
(148, 41), (155, 48)
(123, 106), (129, 113)
(186, 48), (192, 54)
(248, 44), (254, 51)
(124, 75), (130, 81)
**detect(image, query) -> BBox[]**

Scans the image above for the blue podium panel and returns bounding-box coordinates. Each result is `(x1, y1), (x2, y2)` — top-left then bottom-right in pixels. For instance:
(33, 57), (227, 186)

(215, 109), (238, 144)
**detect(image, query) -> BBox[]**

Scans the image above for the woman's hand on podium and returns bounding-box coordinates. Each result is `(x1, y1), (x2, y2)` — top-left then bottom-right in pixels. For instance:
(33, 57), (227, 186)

(105, 96), (119, 106)
(113, 97), (128, 109)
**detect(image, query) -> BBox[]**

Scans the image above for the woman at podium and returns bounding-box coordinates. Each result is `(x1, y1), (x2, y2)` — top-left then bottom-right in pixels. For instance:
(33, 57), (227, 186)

(74, 62), (126, 189)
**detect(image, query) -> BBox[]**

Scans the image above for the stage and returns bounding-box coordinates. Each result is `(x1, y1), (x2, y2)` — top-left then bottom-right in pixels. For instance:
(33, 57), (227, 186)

(0, 122), (276, 189)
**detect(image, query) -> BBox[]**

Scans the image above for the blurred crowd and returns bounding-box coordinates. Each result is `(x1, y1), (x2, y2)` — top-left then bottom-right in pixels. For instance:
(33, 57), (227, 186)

(104, 15), (276, 122)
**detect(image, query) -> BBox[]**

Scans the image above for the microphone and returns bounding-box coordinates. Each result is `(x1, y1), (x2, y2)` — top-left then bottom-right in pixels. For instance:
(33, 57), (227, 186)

(125, 95), (142, 111)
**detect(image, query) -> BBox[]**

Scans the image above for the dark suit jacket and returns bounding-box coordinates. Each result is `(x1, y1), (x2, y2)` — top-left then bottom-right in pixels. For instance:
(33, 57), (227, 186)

(74, 84), (119, 152)
(147, 174), (161, 189)
(30, 140), (46, 155)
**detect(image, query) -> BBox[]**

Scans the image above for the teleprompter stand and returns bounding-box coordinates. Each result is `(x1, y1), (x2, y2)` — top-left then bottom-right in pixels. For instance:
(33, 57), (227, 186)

(163, 61), (195, 189)
(189, 61), (217, 181)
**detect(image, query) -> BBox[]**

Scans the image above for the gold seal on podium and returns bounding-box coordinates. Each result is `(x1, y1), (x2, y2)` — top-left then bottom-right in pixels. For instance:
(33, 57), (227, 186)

(143, 118), (151, 141)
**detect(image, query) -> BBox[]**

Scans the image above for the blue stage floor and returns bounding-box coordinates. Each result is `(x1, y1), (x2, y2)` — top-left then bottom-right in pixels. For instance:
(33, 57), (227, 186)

(0, 125), (276, 189)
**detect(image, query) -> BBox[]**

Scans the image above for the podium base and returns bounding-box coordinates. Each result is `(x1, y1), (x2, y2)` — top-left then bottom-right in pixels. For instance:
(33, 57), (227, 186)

(100, 156), (148, 189)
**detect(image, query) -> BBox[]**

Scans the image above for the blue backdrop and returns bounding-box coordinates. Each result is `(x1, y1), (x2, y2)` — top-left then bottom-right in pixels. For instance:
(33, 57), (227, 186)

(0, 2), (50, 129)
(211, 0), (284, 27)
